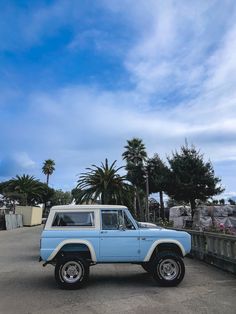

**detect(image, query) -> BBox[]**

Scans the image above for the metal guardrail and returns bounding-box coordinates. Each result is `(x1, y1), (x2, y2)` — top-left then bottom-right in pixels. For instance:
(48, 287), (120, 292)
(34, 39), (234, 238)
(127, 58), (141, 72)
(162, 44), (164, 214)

(183, 229), (236, 274)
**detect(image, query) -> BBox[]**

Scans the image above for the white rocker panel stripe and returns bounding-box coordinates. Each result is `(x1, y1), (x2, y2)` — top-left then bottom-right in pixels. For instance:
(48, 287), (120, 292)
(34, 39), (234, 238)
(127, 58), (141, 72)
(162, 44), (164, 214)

(144, 239), (186, 262)
(47, 239), (97, 262)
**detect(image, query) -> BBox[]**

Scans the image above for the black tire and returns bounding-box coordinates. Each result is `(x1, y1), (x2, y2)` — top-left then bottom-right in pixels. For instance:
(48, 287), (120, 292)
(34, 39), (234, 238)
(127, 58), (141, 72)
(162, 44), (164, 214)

(55, 256), (89, 290)
(141, 263), (152, 273)
(151, 251), (185, 287)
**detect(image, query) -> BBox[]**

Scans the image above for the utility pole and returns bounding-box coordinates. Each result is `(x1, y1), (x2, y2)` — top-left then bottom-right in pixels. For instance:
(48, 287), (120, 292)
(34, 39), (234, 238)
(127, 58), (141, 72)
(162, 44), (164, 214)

(145, 167), (149, 221)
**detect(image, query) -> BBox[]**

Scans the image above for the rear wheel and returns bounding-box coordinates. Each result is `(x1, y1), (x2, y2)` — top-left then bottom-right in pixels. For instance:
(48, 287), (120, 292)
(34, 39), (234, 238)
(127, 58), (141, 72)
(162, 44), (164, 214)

(55, 256), (89, 289)
(151, 251), (185, 287)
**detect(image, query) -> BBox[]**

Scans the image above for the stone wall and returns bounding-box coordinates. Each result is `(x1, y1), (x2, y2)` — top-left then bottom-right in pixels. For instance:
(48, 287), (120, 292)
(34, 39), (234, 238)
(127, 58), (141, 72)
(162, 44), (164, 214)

(185, 229), (236, 274)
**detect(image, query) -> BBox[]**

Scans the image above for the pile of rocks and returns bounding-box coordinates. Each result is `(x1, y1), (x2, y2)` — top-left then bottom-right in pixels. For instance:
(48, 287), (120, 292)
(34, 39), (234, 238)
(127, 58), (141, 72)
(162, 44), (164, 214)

(169, 206), (192, 228)
(169, 205), (236, 232)
(194, 205), (236, 232)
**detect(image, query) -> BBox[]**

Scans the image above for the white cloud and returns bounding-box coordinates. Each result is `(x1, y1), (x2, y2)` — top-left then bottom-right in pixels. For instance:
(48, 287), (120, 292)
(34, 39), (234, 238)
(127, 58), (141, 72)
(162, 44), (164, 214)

(0, 152), (36, 178)
(14, 152), (36, 169)
(1, 0), (236, 195)
(24, 81), (236, 164)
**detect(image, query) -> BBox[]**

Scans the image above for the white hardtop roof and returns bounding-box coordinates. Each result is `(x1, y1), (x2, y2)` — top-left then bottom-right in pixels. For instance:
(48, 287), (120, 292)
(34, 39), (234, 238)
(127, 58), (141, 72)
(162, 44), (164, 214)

(50, 205), (128, 211)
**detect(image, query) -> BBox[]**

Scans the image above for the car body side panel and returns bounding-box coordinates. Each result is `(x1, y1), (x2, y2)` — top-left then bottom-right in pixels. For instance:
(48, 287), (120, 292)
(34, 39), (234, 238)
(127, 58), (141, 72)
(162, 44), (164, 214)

(98, 229), (140, 262)
(139, 229), (191, 260)
(40, 230), (100, 262)
(41, 228), (191, 263)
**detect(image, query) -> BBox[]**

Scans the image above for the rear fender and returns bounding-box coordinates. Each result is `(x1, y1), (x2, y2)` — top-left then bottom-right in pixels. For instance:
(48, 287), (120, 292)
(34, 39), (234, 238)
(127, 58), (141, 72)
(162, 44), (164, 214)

(47, 239), (97, 262)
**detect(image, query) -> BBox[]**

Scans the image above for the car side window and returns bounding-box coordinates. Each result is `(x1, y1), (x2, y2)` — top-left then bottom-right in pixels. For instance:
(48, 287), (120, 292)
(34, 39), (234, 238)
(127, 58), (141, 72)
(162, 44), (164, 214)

(101, 210), (123, 230)
(101, 210), (135, 230)
(52, 212), (94, 227)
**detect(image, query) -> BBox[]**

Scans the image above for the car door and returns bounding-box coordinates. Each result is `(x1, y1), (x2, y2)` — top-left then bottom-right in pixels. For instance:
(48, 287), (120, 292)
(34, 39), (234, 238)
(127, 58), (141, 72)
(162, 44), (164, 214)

(99, 209), (140, 262)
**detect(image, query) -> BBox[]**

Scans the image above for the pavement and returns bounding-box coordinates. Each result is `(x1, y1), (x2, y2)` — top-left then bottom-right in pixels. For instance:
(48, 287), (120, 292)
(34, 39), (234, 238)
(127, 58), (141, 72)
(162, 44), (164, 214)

(0, 226), (236, 314)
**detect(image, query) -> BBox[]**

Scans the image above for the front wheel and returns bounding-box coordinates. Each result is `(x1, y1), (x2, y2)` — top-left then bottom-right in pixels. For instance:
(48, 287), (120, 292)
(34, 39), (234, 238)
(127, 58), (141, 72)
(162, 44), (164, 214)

(55, 257), (89, 289)
(141, 263), (152, 273)
(151, 252), (185, 287)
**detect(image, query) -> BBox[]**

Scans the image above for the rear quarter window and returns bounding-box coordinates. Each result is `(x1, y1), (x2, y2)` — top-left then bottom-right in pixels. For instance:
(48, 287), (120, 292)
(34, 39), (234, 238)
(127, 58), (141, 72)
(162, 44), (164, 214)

(52, 212), (95, 227)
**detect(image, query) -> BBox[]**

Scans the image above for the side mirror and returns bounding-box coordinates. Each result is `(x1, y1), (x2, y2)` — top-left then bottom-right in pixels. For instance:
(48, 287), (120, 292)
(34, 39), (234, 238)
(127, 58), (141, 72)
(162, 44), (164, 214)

(119, 224), (126, 231)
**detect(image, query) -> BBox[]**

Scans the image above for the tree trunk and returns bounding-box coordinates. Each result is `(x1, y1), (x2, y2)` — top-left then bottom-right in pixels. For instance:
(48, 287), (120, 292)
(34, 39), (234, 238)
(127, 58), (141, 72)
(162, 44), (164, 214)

(133, 186), (137, 218)
(44, 175), (49, 217)
(101, 193), (105, 204)
(160, 191), (164, 219)
(46, 174), (49, 185)
(23, 193), (28, 206)
(190, 199), (196, 219)
(145, 172), (149, 221)
(137, 192), (144, 221)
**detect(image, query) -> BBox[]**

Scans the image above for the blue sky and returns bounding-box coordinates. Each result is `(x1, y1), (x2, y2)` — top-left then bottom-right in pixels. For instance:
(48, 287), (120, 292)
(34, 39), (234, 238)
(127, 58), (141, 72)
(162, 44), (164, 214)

(0, 0), (236, 199)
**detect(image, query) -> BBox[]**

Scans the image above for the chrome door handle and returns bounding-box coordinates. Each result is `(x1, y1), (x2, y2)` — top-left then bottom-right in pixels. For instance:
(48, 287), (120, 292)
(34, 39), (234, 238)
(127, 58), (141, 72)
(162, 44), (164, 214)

(141, 237), (146, 240)
(100, 231), (108, 234)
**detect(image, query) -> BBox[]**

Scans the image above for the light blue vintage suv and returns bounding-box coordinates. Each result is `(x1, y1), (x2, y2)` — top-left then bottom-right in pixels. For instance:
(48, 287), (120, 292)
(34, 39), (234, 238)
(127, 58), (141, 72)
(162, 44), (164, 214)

(40, 205), (191, 289)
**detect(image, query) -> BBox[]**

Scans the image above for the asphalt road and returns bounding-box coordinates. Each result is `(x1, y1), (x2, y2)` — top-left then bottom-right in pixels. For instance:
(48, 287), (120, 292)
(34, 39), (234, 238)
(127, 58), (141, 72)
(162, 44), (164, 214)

(0, 226), (236, 314)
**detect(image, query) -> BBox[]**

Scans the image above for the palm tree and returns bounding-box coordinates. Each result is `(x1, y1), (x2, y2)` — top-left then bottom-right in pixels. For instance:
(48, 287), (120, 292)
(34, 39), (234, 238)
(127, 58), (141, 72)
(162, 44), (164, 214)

(75, 159), (130, 205)
(122, 138), (147, 166)
(5, 174), (47, 206)
(122, 138), (147, 220)
(42, 159), (55, 185)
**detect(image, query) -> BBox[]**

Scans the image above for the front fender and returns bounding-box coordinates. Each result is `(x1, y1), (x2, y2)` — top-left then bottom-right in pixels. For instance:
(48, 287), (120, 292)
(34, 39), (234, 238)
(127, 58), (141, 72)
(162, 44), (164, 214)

(144, 239), (186, 262)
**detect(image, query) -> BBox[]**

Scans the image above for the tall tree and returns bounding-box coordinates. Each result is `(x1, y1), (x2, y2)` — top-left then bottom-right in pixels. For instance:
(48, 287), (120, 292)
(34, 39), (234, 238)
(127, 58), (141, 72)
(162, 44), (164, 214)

(122, 138), (147, 165)
(228, 199), (236, 205)
(122, 138), (147, 220)
(42, 159), (55, 185)
(149, 197), (160, 221)
(167, 143), (224, 218)
(147, 154), (170, 216)
(0, 175), (51, 206)
(50, 190), (73, 206)
(75, 159), (130, 205)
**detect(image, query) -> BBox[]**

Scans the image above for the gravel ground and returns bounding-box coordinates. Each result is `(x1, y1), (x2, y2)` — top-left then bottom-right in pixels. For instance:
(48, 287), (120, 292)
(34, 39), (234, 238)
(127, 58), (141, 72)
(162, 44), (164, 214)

(0, 226), (236, 314)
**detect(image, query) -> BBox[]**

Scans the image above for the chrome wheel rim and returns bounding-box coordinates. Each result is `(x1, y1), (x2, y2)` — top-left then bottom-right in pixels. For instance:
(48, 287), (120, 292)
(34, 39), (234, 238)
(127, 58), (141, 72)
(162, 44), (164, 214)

(61, 261), (83, 283)
(159, 259), (179, 281)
